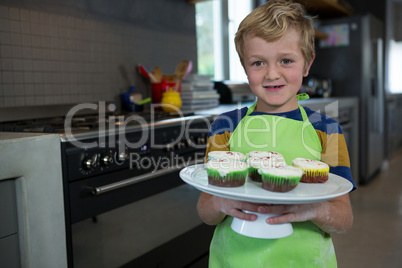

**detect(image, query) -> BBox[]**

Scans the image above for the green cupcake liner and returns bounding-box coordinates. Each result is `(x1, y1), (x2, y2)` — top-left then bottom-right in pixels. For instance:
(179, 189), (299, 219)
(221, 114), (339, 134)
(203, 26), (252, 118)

(261, 174), (301, 184)
(207, 169), (247, 180)
(261, 174), (301, 192)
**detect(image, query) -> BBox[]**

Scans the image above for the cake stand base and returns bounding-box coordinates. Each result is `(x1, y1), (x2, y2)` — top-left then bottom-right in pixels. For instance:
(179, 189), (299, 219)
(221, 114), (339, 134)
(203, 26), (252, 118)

(231, 212), (293, 239)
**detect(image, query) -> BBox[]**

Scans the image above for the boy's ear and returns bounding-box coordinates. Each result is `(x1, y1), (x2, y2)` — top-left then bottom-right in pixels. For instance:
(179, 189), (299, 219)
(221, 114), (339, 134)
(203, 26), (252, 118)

(303, 54), (315, 77)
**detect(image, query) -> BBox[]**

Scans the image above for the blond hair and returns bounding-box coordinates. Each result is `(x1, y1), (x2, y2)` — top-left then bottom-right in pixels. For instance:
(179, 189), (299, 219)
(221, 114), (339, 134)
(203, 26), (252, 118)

(235, 0), (315, 72)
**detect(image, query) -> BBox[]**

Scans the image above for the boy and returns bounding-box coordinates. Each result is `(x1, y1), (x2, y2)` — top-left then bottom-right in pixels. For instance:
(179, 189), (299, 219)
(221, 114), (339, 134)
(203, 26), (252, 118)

(197, 0), (356, 267)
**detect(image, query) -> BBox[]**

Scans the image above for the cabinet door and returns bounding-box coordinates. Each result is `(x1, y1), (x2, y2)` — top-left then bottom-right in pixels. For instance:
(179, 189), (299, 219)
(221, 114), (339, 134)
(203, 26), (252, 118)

(0, 180), (20, 267)
(0, 179), (18, 238)
(0, 234), (21, 268)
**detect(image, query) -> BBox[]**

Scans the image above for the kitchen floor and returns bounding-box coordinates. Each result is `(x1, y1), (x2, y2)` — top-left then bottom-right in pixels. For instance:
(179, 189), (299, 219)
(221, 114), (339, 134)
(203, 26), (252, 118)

(332, 147), (402, 268)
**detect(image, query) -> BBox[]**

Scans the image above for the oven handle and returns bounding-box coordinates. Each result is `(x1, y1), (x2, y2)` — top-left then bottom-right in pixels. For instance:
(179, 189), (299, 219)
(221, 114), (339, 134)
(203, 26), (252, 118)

(90, 159), (204, 195)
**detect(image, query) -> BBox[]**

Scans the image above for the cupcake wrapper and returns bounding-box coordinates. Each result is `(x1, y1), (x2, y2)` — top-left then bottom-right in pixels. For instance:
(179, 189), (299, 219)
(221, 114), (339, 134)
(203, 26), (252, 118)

(261, 174), (301, 192)
(300, 169), (329, 183)
(207, 169), (247, 187)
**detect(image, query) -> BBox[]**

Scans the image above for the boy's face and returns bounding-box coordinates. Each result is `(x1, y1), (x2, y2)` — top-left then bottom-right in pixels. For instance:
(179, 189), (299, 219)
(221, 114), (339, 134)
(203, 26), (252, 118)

(243, 29), (314, 113)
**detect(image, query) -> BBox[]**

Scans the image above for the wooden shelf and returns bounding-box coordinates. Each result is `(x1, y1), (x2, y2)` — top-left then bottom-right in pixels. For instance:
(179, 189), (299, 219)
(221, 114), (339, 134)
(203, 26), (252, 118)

(315, 29), (329, 40)
(186, 0), (209, 4)
(293, 0), (353, 18)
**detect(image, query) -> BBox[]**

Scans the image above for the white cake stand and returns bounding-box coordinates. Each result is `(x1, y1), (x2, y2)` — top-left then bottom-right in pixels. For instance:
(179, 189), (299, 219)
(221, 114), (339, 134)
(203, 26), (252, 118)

(231, 212), (294, 239)
(179, 164), (353, 239)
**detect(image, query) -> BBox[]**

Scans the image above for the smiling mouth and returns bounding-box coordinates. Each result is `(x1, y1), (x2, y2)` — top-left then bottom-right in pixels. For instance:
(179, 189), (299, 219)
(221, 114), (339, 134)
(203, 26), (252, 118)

(264, 85), (284, 90)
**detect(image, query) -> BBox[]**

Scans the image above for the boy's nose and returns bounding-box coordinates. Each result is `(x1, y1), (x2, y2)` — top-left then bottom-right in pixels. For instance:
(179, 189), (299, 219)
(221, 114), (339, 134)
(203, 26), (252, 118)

(265, 65), (280, 80)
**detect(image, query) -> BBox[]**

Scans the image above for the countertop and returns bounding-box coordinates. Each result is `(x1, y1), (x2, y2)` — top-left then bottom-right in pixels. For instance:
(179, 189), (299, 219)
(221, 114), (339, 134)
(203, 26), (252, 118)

(0, 131), (48, 141)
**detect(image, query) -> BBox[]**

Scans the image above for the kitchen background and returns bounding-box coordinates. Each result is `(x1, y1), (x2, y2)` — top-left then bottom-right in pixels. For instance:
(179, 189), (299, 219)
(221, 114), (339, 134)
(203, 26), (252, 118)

(1, 0), (402, 267)
(0, 0), (197, 109)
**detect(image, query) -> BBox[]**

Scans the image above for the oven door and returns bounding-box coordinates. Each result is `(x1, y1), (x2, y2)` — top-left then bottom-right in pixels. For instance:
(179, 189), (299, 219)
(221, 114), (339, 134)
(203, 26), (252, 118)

(67, 166), (214, 268)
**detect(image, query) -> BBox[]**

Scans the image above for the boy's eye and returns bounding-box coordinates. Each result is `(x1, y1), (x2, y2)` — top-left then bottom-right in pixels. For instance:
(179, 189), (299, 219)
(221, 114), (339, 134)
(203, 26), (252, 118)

(253, 61), (263, 67)
(281, 59), (292, 64)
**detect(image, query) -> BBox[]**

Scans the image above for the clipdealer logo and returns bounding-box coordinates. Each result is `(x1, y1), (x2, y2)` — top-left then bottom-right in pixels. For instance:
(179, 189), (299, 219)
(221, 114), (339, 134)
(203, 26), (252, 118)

(63, 101), (211, 170)
(129, 151), (205, 173)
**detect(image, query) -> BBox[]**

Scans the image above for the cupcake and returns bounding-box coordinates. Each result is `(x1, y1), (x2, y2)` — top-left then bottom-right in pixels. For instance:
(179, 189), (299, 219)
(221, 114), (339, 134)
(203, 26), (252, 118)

(206, 160), (248, 187)
(259, 166), (303, 192)
(292, 158), (330, 183)
(247, 156), (286, 182)
(208, 151), (246, 162)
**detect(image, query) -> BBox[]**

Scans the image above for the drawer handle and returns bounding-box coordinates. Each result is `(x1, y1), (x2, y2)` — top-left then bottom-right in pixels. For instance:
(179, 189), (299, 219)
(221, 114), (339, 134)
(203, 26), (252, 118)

(90, 159), (204, 195)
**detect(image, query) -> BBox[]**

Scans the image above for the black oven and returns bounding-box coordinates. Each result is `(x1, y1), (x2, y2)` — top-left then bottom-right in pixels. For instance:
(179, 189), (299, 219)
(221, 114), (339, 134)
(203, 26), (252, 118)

(60, 114), (215, 267)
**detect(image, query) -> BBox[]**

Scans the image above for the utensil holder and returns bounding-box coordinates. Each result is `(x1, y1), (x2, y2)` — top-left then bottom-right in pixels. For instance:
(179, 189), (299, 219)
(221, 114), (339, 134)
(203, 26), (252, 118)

(151, 81), (181, 105)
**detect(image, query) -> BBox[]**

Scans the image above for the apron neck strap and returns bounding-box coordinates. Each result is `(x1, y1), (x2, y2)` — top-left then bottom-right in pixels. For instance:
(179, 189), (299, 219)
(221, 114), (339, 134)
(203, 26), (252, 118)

(298, 105), (309, 121)
(246, 102), (258, 116)
(246, 97), (309, 122)
(297, 93), (310, 121)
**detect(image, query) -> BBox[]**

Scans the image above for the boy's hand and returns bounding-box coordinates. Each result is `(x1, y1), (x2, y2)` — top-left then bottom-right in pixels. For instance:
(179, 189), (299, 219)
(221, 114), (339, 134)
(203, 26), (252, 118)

(217, 197), (261, 221)
(257, 202), (320, 223)
(197, 192), (263, 225)
(257, 194), (353, 234)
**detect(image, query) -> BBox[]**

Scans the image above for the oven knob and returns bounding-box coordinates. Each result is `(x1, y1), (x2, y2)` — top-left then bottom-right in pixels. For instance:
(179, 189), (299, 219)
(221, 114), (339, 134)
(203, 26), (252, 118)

(197, 137), (206, 144)
(84, 154), (98, 170)
(166, 143), (174, 152)
(176, 141), (186, 150)
(114, 151), (127, 165)
(101, 155), (113, 166)
(118, 151), (128, 161)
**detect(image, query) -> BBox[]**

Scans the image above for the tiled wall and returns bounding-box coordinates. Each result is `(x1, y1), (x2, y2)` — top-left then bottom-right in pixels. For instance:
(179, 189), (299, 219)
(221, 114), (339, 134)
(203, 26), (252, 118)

(0, 2), (197, 109)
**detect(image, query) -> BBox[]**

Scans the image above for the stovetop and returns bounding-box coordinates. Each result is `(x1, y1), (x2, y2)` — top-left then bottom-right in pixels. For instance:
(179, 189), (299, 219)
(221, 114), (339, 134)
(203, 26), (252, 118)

(0, 111), (198, 134)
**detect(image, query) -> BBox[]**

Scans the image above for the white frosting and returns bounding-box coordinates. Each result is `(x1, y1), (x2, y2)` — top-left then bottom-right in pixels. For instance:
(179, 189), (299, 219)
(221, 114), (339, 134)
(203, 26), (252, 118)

(259, 166), (303, 177)
(208, 151), (246, 161)
(247, 156), (286, 168)
(292, 158), (329, 169)
(247, 151), (284, 160)
(206, 160), (247, 177)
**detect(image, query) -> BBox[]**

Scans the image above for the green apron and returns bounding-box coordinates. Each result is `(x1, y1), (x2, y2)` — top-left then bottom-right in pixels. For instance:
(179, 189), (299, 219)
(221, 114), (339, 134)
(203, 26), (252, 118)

(208, 95), (337, 267)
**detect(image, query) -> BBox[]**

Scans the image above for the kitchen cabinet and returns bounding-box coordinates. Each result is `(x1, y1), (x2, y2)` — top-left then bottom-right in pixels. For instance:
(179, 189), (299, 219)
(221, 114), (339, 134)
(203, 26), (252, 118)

(0, 180), (20, 268)
(386, 94), (402, 159)
(186, 0), (208, 4)
(0, 133), (67, 268)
